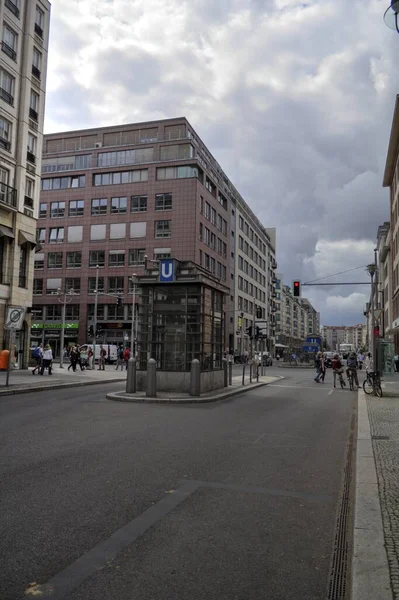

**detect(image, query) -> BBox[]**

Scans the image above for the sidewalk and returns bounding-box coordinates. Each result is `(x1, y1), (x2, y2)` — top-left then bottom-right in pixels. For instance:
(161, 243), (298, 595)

(0, 363), (127, 396)
(106, 374), (283, 404)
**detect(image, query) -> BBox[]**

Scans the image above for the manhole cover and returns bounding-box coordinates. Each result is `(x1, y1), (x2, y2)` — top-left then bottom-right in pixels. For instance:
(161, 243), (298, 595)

(372, 435), (390, 440)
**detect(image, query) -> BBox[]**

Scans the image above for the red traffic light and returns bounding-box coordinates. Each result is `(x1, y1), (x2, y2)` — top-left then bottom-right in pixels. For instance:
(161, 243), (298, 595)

(293, 280), (301, 297)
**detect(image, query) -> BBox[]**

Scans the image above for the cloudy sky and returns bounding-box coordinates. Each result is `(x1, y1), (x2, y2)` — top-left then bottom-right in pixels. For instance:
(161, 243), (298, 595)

(45, 0), (398, 325)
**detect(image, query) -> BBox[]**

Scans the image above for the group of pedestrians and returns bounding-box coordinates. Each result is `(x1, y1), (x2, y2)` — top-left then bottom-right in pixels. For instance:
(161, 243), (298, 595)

(314, 350), (372, 388)
(115, 344), (131, 370)
(32, 343), (53, 375)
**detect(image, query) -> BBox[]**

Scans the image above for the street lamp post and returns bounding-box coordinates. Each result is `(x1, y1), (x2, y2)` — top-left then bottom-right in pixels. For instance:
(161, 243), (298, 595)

(93, 265), (99, 369)
(367, 263), (377, 370)
(384, 0), (399, 33)
(130, 273), (137, 356)
(57, 288), (76, 368)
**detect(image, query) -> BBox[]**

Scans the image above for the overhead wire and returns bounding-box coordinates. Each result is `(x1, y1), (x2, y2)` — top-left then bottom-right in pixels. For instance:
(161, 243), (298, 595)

(303, 265), (369, 285)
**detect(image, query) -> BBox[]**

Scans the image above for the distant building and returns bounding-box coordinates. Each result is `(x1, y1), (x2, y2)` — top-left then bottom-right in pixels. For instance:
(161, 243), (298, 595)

(321, 325), (364, 351)
(275, 274), (319, 349)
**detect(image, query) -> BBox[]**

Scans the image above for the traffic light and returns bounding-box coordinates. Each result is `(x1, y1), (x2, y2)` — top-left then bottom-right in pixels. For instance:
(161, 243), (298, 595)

(246, 326), (253, 339)
(256, 306), (262, 319)
(117, 296), (123, 307)
(255, 326), (261, 340)
(88, 325), (94, 338)
(293, 280), (301, 297)
(95, 326), (103, 338)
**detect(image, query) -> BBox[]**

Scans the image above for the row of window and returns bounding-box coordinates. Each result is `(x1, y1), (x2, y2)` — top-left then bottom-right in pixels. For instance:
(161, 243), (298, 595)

(237, 296), (266, 319)
(198, 224), (227, 258)
(39, 194), (172, 218)
(197, 251), (227, 281)
(237, 276), (267, 303)
(0, 115), (38, 158)
(238, 256), (266, 287)
(238, 236), (267, 270)
(200, 197), (228, 236)
(238, 215), (267, 255)
(33, 275), (140, 296)
(41, 175), (85, 191)
(34, 249), (171, 270)
(37, 220), (172, 244)
(31, 303), (135, 321)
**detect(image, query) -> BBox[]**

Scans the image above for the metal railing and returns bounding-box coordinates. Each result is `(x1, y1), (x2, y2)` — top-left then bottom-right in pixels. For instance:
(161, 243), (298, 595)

(32, 65), (41, 80)
(29, 107), (38, 121)
(5, 0), (19, 17)
(0, 87), (13, 105)
(0, 182), (17, 209)
(27, 150), (36, 164)
(1, 41), (17, 61)
(34, 23), (43, 38)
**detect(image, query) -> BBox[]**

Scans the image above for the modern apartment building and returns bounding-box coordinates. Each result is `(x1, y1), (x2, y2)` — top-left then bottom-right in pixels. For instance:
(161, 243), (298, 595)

(32, 117), (278, 353)
(0, 0), (50, 367)
(321, 325), (364, 351)
(383, 94), (399, 350)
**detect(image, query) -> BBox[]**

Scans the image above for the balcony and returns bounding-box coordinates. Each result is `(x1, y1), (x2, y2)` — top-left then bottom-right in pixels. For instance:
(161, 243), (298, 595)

(271, 258), (277, 270)
(5, 0), (19, 17)
(2, 41), (17, 61)
(34, 23), (43, 38)
(29, 107), (38, 121)
(24, 195), (34, 209)
(0, 87), (13, 105)
(0, 182), (17, 210)
(31, 65), (41, 80)
(0, 136), (11, 152)
(27, 150), (36, 164)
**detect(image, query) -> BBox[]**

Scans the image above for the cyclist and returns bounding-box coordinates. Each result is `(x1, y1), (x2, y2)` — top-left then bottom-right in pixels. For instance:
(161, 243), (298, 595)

(346, 351), (359, 389)
(364, 352), (372, 373)
(332, 353), (345, 388)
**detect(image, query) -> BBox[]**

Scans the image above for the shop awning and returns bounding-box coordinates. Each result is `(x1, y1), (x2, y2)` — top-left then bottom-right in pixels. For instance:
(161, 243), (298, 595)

(0, 224), (15, 239)
(18, 230), (37, 247)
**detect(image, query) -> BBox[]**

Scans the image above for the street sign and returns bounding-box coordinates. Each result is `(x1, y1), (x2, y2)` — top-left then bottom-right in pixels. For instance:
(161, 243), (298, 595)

(159, 259), (175, 282)
(303, 345), (318, 353)
(4, 306), (26, 330)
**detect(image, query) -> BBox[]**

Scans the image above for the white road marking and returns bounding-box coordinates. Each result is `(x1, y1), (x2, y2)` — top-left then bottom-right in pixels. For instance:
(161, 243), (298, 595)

(328, 389), (334, 396)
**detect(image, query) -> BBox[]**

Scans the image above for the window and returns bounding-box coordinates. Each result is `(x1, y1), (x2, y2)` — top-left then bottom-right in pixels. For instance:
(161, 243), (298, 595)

(69, 200), (84, 217)
(90, 224), (106, 241)
(109, 251), (125, 267)
(2, 24), (17, 60)
(66, 251), (82, 268)
(200, 196), (204, 214)
(222, 242), (227, 258)
(0, 68), (14, 104)
(110, 223), (126, 239)
(131, 195), (147, 212)
(67, 226), (83, 243)
(37, 228), (45, 244)
(130, 222), (146, 239)
(108, 276), (124, 293)
(91, 198), (107, 215)
(35, 6), (44, 37)
(19, 245), (27, 288)
(111, 196), (127, 214)
(210, 232), (216, 249)
(239, 216), (244, 230)
(217, 214), (222, 231)
(93, 169), (148, 186)
(205, 176), (216, 197)
(108, 304), (125, 320)
(47, 252), (63, 269)
(0, 116), (11, 150)
(33, 278), (43, 295)
(65, 278), (80, 294)
(34, 253), (44, 270)
(154, 248), (171, 260)
(205, 202), (211, 220)
(156, 165), (201, 180)
(41, 176), (85, 190)
(218, 192), (227, 210)
(29, 89), (39, 120)
(88, 304), (105, 320)
(65, 305), (79, 320)
(155, 220), (171, 238)
(25, 178), (35, 203)
(89, 250), (105, 267)
(39, 203), (47, 218)
(155, 193), (172, 211)
(222, 219), (227, 236)
(129, 248), (145, 266)
(210, 208), (216, 226)
(50, 201), (65, 218)
(49, 227), (64, 243)
(98, 148), (153, 167)
(217, 238), (222, 255)
(32, 47), (42, 78)
(27, 133), (37, 162)
(46, 304), (62, 319)
(5, 0), (20, 18)
(88, 277), (104, 294)
(199, 222), (203, 241)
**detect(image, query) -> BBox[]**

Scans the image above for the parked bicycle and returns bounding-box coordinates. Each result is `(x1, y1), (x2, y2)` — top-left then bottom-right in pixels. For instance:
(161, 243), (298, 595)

(348, 369), (355, 391)
(363, 370), (383, 397)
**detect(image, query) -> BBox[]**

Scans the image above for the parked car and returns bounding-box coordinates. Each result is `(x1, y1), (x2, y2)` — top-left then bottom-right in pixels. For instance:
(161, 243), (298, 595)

(258, 352), (273, 366)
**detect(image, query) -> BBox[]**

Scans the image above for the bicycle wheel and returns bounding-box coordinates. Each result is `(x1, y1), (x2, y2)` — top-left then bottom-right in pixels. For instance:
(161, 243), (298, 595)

(374, 384), (383, 398)
(363, 378), (373, 395)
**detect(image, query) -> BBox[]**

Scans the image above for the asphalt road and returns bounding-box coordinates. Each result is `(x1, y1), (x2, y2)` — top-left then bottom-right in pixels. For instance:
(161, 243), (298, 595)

(0, 367), (356, 600)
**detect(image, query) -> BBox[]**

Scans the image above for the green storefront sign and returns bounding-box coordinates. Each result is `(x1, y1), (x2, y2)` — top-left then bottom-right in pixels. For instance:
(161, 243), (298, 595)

(32, 323), (79, 330)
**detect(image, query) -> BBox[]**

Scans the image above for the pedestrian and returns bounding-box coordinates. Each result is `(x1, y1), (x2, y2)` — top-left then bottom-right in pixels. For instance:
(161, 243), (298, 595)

(314, 352), (326, 383)
(115, 344), (125, 370)
(364, 352), (372, 373)
(87, 347), (94, 370)
(332, 353), (345, 388)
(395, 353), (399, 373)
(76, 347), (85, 371)
(123, 346), (131, 370)
(357, 351), (364, 370)
(32, 343), (43, 375)
(346, 352), (360, 388)
(99, 344), (106, 370)
(68, 346), (78, 372)
(40, 343), (53, 375)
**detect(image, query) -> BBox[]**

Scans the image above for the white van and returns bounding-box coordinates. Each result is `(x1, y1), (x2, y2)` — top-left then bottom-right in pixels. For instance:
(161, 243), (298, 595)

(79, 344), (118, 364)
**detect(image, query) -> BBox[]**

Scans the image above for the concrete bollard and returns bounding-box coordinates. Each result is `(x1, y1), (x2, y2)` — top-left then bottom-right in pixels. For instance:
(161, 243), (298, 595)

(223, 359), (228, 387)
(242, 364), (246, 385)
(228, 361), (233, 386)
(126, 357), (137, 393)
(190, 359), (200, 397)
(146, 358), (157, 397)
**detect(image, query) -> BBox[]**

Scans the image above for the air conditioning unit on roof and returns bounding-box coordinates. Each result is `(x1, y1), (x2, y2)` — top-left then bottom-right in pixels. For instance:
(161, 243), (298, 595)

(95, 142), (102, 148)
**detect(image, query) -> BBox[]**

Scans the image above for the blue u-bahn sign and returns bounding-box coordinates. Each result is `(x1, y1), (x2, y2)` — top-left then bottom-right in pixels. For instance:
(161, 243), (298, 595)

(159, 259), (175, 282)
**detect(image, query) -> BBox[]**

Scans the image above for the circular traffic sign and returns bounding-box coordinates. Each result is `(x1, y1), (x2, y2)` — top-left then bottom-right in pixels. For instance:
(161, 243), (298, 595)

(9, 309), (22, 323)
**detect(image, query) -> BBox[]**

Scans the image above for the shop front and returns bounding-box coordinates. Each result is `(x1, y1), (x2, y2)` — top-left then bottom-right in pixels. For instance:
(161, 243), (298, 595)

(30, 322), (79, 357)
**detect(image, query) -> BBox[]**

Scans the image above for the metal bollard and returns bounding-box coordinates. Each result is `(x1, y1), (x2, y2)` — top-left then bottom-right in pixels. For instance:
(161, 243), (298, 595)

(190, 359), (201, 397)
(256, 365), (259, 382)
(242, 364), (246, 385)
(223, 359), (228, 387)
(250, 363), (252, 383)
(228, 361), (233, 386)
(146, 358), (157, 397)
(126, 357), (137, 393)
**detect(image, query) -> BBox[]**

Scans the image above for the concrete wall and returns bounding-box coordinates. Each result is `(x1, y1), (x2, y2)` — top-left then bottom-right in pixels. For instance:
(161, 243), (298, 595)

(136, 369), (224, 394)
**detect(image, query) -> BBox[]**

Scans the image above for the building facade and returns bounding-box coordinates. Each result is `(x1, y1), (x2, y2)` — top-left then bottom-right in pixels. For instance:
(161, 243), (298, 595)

(0, 0), (50, 366)
(33, 117), (277, 354)
(321, 325), (364, 351)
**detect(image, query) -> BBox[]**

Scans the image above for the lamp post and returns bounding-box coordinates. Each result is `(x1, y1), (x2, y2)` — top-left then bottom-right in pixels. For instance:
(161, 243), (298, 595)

(130, 273), (137, 356)
(384, 0), (399, 33)
(93, 265), (99, 369)
(57, 287), (77, 368)
(367, 263), (377, 370)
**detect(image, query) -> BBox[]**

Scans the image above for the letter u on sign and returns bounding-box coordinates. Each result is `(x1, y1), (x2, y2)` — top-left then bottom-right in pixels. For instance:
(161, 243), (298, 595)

(159, 259), (174, 282)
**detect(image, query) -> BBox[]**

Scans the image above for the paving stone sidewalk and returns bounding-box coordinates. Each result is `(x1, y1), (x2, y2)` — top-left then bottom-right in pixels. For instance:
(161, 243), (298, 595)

(367, 390), (399, 599)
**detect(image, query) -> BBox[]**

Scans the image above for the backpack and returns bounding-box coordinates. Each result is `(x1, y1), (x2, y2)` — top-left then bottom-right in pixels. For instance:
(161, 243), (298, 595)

(123, 349), (130, 360)
(347, 356), (357, 368)
(118, 348), (124, 359)
(33, 347), (41, 359)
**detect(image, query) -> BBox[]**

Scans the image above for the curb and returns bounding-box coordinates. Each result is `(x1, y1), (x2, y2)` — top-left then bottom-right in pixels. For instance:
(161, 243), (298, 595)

(0, 377), (124, 397)
(106, 376), (284, 404)
(351, 390), (393, 600)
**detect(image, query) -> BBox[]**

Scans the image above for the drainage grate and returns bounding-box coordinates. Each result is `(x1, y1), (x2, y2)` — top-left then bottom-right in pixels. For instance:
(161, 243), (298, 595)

(372, 435), (390, 440)
(327, 413), (355, 600)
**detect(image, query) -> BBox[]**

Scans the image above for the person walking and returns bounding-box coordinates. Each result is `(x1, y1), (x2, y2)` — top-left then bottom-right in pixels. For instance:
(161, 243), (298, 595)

(115, 344), (125, 370)
(123, 346), (131, 370)
(346, 352), (360, 388)
(314, 352), (326, 383)
(99, 344), (106, 370)
(394, 353), (399, 373)
(364, 352), (373, 373)
(32, 343), (43, 375)
(76, 347), (85, 371)
(332, 353), (345, 388)
(357, 351), (364, 370)
(40, 344), (53, 375)
(68, 346), (78, 372)
(87, 347), (94, 370)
